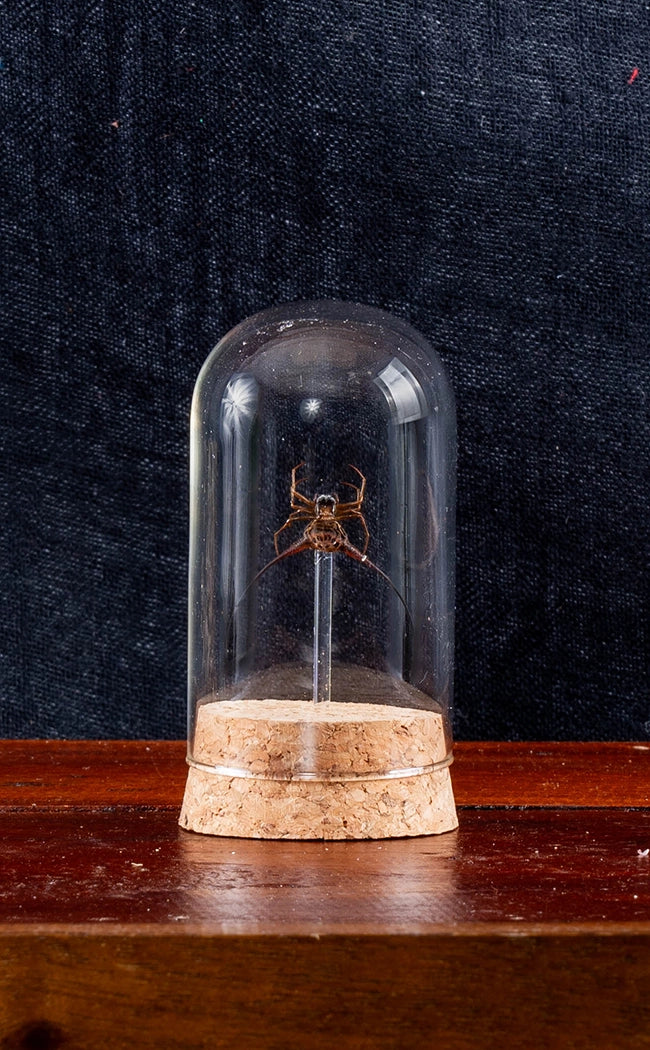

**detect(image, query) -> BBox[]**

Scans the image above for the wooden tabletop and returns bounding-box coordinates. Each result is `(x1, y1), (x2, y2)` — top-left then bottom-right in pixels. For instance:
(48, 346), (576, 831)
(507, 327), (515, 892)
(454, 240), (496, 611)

(1, 740), (649, 1048)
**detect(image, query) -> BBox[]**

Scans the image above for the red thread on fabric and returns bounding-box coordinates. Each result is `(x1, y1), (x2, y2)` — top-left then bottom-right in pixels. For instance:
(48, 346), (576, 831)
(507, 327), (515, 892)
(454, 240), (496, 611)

(628, 67), (639, 84)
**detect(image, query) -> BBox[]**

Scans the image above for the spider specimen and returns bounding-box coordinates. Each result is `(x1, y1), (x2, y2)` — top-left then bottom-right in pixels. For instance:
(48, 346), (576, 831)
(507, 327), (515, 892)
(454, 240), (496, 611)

(249, 463), (410, 617)
(273, 462), (369, 559)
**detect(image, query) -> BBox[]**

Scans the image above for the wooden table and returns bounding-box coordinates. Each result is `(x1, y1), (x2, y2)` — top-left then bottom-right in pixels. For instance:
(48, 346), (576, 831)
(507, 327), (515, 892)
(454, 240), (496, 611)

(1, 741), (649, 1048)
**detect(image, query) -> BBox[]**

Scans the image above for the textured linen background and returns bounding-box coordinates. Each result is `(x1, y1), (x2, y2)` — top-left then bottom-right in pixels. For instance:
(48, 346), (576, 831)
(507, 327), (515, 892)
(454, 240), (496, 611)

(2, 2), (648, 738)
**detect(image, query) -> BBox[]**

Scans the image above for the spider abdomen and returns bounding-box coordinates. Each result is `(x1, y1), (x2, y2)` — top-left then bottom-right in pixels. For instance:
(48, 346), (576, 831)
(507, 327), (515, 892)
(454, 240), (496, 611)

(305, 520), (347, 552)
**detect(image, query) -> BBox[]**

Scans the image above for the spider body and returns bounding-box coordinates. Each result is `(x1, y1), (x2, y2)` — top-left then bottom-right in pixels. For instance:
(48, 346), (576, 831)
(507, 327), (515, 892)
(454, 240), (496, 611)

(304, 506), (346, 552)
(245, 463), (410, 620)
(273, 463), (369, 560)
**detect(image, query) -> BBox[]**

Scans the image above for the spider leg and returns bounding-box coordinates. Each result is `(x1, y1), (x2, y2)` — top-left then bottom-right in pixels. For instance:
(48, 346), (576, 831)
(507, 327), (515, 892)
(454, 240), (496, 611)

(338, 466), (366, 504)
(348, 465), (366, 502)
(291, 490), (315, 508)
(338, 536), (412, 624)
(231, 537), (313, 624)
(339, 481), (362, 503)
(252, 537), (314, 588)
(291, 462), (306, 486)
(335, 498), (362, 513)
(290, 465), (314, 509)
(335, 507), (369, 554)
(289, 461), (311, 498)
(274, 509), (311, 554)
(352, 510), (370, 554)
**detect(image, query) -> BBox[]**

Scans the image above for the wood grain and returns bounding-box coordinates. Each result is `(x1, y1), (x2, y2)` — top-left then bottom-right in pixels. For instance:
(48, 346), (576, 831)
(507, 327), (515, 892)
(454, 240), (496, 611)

(0, 740), (187, 809)
(455, 740), (650, 807)
(1, 739), (649, 808)
(2, 807), (649, 929)
(1, 740), (649, 1048)
(1, 932), (649, 1050)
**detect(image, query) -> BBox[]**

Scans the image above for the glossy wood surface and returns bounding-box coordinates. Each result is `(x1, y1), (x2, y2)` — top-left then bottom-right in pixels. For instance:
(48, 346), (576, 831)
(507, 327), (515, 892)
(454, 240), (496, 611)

(3, 806), (650, 929)
(2, 739), (649, 808)
(1, 741), (649, 1048)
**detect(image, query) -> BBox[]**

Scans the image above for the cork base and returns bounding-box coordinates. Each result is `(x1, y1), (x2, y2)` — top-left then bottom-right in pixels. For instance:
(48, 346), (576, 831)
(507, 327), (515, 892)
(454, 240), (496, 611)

(179, 698), (457, 839)
(180, 762), (457, 839)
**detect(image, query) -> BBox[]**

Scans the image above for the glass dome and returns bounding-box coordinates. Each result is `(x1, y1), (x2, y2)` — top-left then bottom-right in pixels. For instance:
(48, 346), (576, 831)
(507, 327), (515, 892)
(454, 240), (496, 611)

(180, 300), (457, 839)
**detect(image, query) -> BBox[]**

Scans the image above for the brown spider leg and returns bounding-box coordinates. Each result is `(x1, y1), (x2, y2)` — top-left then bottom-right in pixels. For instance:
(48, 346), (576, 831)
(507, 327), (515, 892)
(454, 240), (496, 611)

(337, 473), (365, 509)
(337, 508), (370, 554)
(337, 535), (412, 625)
(336, 498), (362, 514)
(290, 489), (314, 508)
(339, 481), (363, 503)
(348, 465), (366, 502)
(235, 535), (411, 629)
(273, 508), (312, 554)
(245, 537), (313, 593)
(289, 471), (313, 507)
(289, 463), (313, 507)
(337, 467), (365, 505)
(228, 536), (314, 632)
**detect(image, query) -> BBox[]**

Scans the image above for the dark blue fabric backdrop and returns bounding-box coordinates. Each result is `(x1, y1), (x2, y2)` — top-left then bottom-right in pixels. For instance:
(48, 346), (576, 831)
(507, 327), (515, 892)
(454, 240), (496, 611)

(2, 2), (649, 739)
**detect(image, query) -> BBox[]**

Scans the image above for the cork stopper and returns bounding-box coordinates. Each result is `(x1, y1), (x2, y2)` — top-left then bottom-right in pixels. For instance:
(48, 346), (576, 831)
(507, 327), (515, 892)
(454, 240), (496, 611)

(180, 697), (457, 839)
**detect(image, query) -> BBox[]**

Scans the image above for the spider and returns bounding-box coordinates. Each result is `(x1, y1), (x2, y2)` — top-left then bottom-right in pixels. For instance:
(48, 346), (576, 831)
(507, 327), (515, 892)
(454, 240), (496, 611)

(249, 463), (410, 617)
(273, 462), (369, 559)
